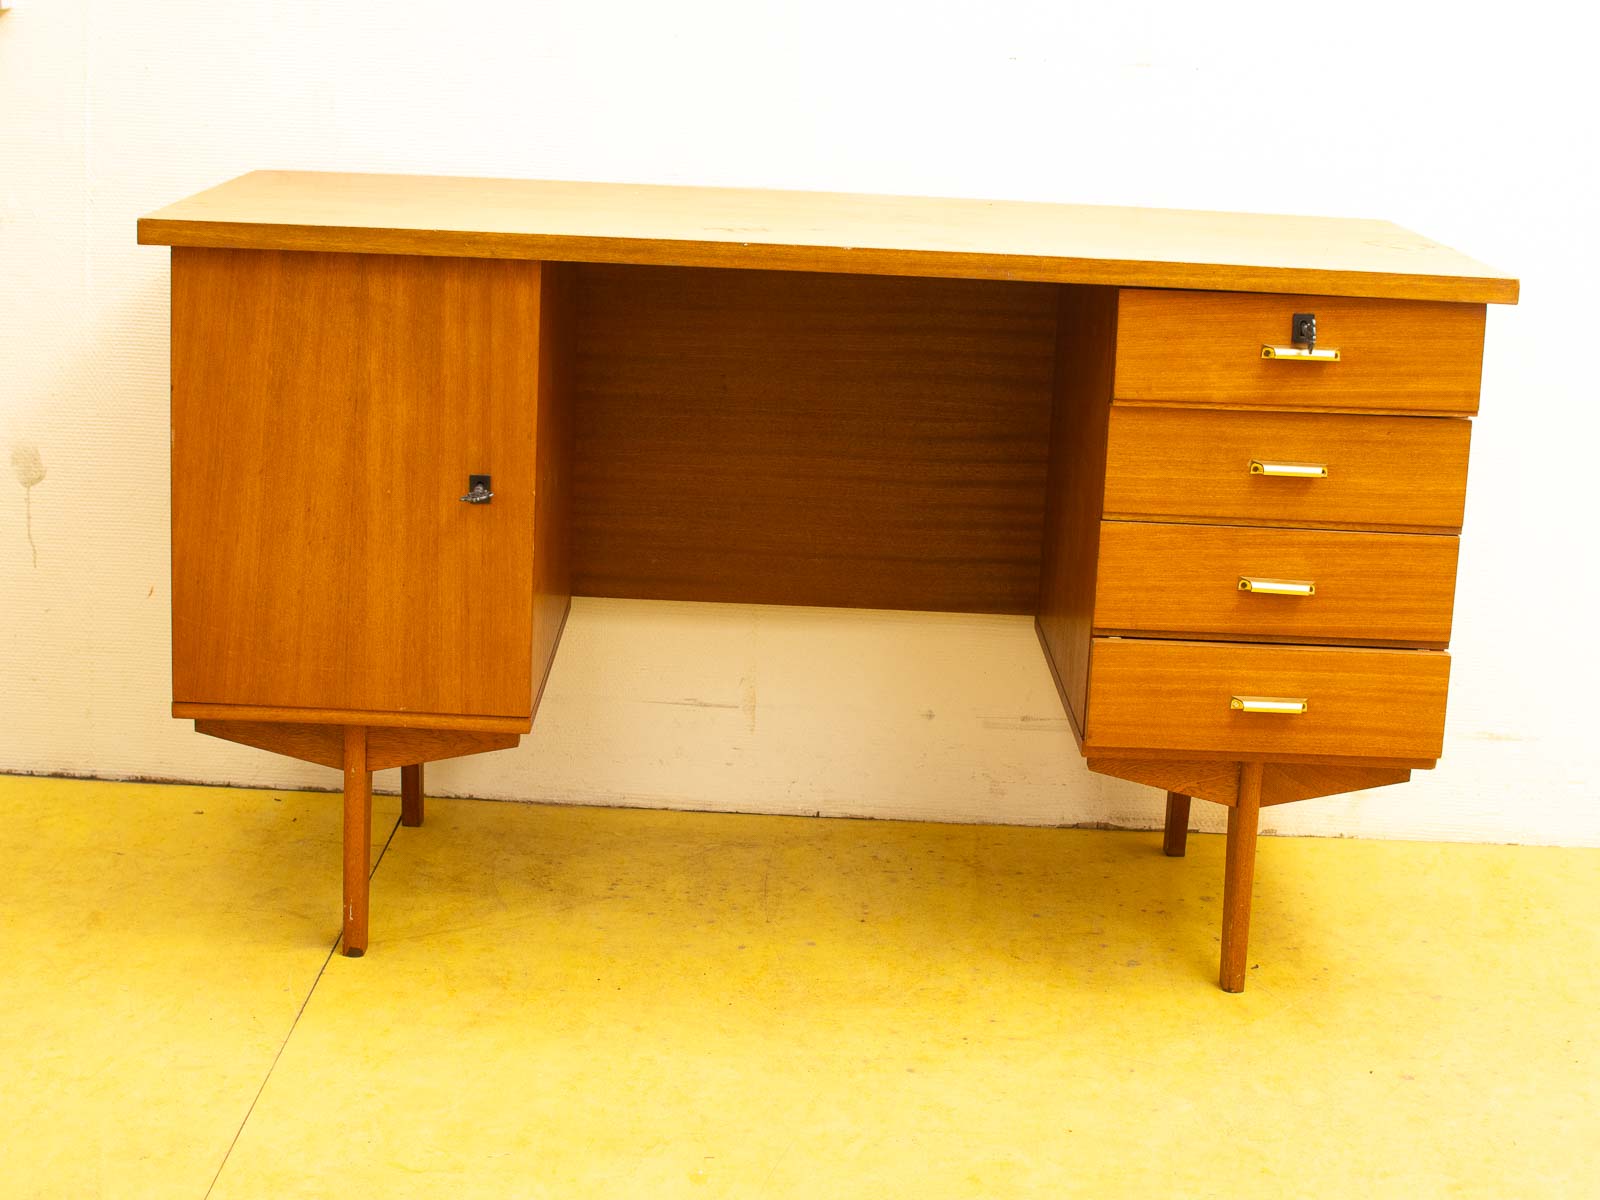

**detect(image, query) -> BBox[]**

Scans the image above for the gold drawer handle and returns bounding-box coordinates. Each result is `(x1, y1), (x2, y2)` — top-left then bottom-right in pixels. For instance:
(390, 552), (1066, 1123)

(1261, 344), (1341, 362)
(1238, 576), (1315, 596)
(1230, 696), (1308, 715)
(1250, 459), (1328, 478)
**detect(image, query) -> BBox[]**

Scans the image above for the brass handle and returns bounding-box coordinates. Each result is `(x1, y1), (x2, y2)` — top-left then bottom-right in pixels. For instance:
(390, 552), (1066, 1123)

(1238, 576), (1315, 596)
(1250, 459), (1328, 479)
(1261, 344), (1340, 362)
(1230, 696), (1308, 715)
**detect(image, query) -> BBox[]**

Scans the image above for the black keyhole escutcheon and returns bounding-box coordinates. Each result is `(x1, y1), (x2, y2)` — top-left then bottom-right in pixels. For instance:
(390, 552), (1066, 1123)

(1292, 312), (1317, 353)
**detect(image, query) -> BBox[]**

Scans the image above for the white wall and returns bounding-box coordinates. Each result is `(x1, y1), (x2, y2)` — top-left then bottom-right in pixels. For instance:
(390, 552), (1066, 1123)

(2, 1), (1595, 845)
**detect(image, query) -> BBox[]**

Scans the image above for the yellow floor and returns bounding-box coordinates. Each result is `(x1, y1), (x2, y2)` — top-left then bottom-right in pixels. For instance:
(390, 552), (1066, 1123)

(2, 777), (1595, 1199)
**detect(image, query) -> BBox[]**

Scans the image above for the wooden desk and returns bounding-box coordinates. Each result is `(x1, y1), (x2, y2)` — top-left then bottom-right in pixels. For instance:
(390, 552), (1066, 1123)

(139, 172), (1517, 991)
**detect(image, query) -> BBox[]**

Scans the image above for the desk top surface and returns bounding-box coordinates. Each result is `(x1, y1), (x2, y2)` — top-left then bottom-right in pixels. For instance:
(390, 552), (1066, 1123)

(139, 171), (1517, 304)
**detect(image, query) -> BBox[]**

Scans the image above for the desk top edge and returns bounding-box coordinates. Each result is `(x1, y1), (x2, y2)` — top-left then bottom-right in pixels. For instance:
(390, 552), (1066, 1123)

(137, 170), (1520, 305)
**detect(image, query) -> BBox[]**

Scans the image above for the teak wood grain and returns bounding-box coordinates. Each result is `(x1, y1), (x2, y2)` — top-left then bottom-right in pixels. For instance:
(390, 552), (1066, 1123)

(1036, 286), (1118, 734)
(1085, 639), (1452, 761)
(1259, 762), (1411, 806)
(173, 702), (531, 734)
(1088, 758), (1245, 805)
(1115, 290), (1486, 414)
(193, 720), (521, 771)
(342, 726), (371, 957)
(531, 262), (575, 710)
(1220, 761), (1263, 992)
(1102, 406), (1472, 533)
(361, 727), (522, 771)
(1093, 522), (1460, 646)
(401, 764), (423, 828)
(1087, 757), (1412, 806)
(569, 265), (1057, 613)
(193, 719), (344, 769)
(171, 248), (542, 720)
(1163, 791), (1192, 857)
(137, 171), (1519, 304)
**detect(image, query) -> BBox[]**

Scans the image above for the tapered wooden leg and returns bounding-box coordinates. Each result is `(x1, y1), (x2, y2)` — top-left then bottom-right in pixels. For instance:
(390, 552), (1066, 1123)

(1219, 761), (1264, 992)
(342, 725), (372, 957)
(1162, 791), (1192, 857)
(401, 762), (425, 828)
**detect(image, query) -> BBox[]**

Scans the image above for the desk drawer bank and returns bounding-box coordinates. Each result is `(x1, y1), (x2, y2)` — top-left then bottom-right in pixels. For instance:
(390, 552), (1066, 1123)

(138, 172), (1516, 991)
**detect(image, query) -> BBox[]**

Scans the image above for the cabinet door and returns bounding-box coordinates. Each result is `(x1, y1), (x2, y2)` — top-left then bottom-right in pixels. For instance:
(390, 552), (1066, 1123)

(171, 248), (543, 720)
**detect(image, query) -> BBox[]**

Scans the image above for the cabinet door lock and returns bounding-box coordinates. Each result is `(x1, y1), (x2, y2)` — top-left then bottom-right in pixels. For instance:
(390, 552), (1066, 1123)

(460, 475), (493, 504)
(1292, 312), (1317, 353)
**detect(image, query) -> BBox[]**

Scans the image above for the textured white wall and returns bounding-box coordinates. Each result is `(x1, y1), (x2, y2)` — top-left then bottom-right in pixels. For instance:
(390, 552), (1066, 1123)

(2, 1), (1595, 844)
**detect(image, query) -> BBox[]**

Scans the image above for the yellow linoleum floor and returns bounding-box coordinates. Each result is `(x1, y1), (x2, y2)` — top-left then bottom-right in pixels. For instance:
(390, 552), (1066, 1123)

(2, 776), (1596, 1198)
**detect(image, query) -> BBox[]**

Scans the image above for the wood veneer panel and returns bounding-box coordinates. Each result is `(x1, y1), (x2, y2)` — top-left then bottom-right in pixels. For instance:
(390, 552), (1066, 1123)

(192, 720), (520, 770)
(1036, 286), (1118, 736)
(1084, 639), (1451, 761)
(1087, 758), (1241, 805)
(1116, 291), (1486, 414)
(171, 248), (540, 719)
(1260, 763), (1411, 806)
(569, 265), (1057, 612)
(1084, 757), (1412, 806)
(364, 728), (522, 771)
(531, 262), (574, 712)
(1102, 406), (1472, 532)
(193, 720), (345, 769)
(1094, 522), (1460, 646)
(138, 171), (1519, 304)
(173, 703), (531, 733)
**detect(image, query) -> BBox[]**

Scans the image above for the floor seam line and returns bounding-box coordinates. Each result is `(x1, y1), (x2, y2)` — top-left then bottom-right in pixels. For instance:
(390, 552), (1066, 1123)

(202, 813), (404, 1198)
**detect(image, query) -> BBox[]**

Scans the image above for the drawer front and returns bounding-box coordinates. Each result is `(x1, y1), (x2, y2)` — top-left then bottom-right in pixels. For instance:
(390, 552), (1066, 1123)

(1103, 406), (1471, 532)
(1115, 290), (1484, 413)
(1085, 638), (1450, 761)
(1094, 522), (1459, 645)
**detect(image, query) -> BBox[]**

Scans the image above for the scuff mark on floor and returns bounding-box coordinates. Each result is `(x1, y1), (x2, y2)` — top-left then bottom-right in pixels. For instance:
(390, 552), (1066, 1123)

(981, 714), (1071, 733)
(11, 443), (45, 568)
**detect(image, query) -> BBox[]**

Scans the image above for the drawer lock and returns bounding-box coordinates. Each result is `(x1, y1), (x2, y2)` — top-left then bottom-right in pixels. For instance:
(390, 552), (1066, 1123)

(1262, 311), (1341, 361)
(460, 475), (494, 504)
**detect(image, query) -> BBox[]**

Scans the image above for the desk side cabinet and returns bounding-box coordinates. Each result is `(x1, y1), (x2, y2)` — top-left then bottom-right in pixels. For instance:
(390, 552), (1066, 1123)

(169, 248), (573, 953)
(1038, 286), (1482, 987)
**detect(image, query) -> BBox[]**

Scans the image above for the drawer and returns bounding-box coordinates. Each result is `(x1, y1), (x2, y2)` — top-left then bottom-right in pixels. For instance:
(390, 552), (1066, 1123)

(1115, 290), (1484, 413)
(1103, 406), (1471, 532)
(1084, 638), (1450, 762)
(1094, 522), (1459, 646)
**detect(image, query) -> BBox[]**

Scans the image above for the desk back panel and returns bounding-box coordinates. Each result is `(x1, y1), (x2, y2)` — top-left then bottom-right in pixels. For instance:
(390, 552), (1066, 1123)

(569, 265), (1058, 613)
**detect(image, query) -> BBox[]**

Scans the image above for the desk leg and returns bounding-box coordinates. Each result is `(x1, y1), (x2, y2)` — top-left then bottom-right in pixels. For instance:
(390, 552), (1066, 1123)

(1162, 791), (1191, 857)
(1219, 761), (1264, 992)
(401, 763), (425, 828)
(342, 725), (372, 957)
